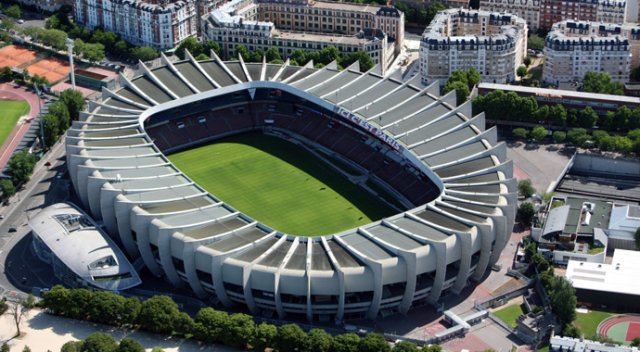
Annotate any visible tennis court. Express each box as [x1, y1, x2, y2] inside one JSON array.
[[25, 56, 70, 83], [0, 45, 38, 68]]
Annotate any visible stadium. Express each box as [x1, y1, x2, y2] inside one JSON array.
[[65, 52, 516, 321]]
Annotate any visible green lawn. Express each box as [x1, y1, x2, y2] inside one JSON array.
[[494, 304, 526, 328], [574, 309, 615, 338], [0, 100, 29, 147], [168, 133, 396, 236]]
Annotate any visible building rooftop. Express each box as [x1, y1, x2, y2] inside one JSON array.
[[28, 203, 142, 291], [566, 249, 640, 298], [478, 83, 640, 104]]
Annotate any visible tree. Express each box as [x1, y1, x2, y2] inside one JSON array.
[[0, 66, 13, 82], [86, 291, 127, 325], [203, 41, 222, 58], [136, 295, 181, 334], [1, 18, 15, 31], [567, 128, 589, 146], [550, 104, 567, 127], [193, 307, 229, 343], [41, 285, 71, 315], [563, 324, 582, 338], [233, 45, 251, 61], [222, 313, 254, 348], [578, 106, 598, 129], [59, 89, 86, 122], [358, 333, 390, 352], [581, 71, 624, 95], [5, 5, 21, 19], [527, 35, 544, 51], [9, 300, 29, 337], [549, 276, 577, 326], [40, 29, 68, 50], [79, 332, 118, 352], [523, 56, 532, 67], [49, 101, 71, 131], [21, 347, 31, 352], [253, 322, 278, 352], [421, 345, 443, 352], [195, 53, 209, 60], [1, 343, 9, 352], [122, 297, 141, 325], [512, 127, 529, 139], [131, 46, 159, 62], [552, 131, 566, 143], [266, 47, 282, 63], [635, 228, 640, 250], [42, 113, 60, 148], [7, 150, 36, 185], [443, 80, 470, 105], [518, 179, 536, 199], [392, 341, 419, 352], [531, 126, 548, 142], [0, 179, 15, 198], [319, 46, 341, 65], [517, 65, 528, 79], [116, 338, 144, 352], [175, 37, 203, 60], [80, 42, 105, 62], [631, 337, 640, 347], [518, 202, 535, 226], [308, 328, 333, 352], [276, 324, 309, 352], [332, 333, 360, 352], [340, 51, 374, 72]]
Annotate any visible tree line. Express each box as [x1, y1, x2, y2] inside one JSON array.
[[36, 9, 159, 62], [442, 68, 480, 105], [0, 89, 84, 200], [394, 2, 447, 26], [40, 286, 443, 352], [523, 239, 578, 336]]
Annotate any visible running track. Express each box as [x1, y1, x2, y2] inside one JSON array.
[[0, 83, 41, 170], [598, 315, 640, 340]]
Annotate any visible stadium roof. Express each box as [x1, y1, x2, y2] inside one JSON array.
[[66, 53, 516, 312], [29, 203, 142, 291]]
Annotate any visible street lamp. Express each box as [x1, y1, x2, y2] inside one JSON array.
[[65, 37, 76, 90]]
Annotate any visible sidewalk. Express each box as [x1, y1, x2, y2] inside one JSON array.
[[1, 309, 242, 352]]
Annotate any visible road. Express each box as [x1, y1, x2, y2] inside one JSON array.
[[0, 138, 68, 297]]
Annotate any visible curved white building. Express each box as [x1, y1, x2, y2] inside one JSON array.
[[66, 53, 516, 321], [29, 202, 142, 291]]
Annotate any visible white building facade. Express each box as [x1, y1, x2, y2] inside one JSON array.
[[543, 20, 640, 85], [419, 9, 528, 85], [201, 0, 399, 70], [74, 0, 219, 50]]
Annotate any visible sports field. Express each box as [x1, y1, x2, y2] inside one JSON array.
[[168, 133, 396, 236], [0, 100, 29, 146]]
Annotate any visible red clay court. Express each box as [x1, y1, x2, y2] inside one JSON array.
[[598, 314, 640, 343], [25, 56, 70, 83], [0, 45, 38, 68]]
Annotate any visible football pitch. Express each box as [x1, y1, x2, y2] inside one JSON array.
[[0, 100, 29, 147], [168, 133, 397, 236]]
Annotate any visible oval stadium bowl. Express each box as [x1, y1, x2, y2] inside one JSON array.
[[66, 53, 516, 320]]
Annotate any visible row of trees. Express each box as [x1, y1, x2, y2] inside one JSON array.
[[523, 240, 578, 333], [442, 68, 480, 105], [174, 37, 222, 61], [60, 333, 165, 352], [41, 286, 442, 352], [43, 10, 159, 62], [42, 89, 85, 148], [232, 45, 375, 73], [394, 2, 447, 26]]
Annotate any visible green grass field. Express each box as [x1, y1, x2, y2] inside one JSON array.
[[494, 304, 526, 328], [168, 133, 396, 236], [0, 100, 29, 147], [574, 309, 615, 338]]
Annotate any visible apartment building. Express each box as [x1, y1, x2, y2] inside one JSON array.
[[480, 0, 627, 31], [256, 0, 404, 52], [74, 0, 220, 50], [419, 9, 528, 84], [543, 20, 640, 85], [479, 0, 541, 31], [202, 0, 393, 69]]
